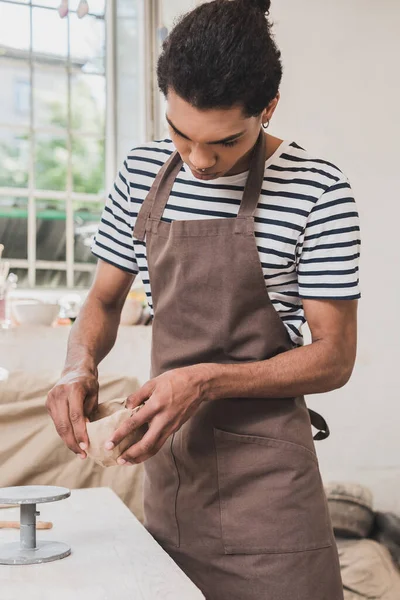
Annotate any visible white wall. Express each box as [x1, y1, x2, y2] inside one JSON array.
[[270, 0, 400, 511]]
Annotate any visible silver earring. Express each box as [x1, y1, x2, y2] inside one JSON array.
[[262, 120, 270, 130]]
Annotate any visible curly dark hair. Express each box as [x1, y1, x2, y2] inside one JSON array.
[[157, 0, 282, 117]]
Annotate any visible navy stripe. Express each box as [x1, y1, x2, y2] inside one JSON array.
[[304, 225, 360, 243], [91, 249, 138, 274], [269, 164, 340, 183], [104, 205, 133, 229], [260, 189, 317, 203], [301, 239, 360, 253], [261, 261, 293, 270], [307, 211, 359, 229], [312, 197, 355, 213], [264, 176, 330, 192], [113, 182, 128, 203], [94, 240, 133, 263], [265, 279, 298, 289], [299, 293, 361, 300], [255, 230, 297, 246], [130, 182, 151, 193], [119, 171, 128, 187], [130, 146, 173, 156], [97, 230, 133, 252], [264, 270, 296, 280], [258, 202, 309, 218], [257, 246, 294, 261], [255, 216, 304, 233], [169, 189, 240, 207], [286, 323, 301, 337], [326, 181, 350, 193], [298, 267, 359, 277], [100, 217, 132, 239], [300, 253, 360, 265], [281, 314, 306, 323], [281, 153, 343, 173], [175, 177, 244, 192], [129, 168, 159, 179], [272, 299, 302, 309], [300, 281, 359, 289], [108, 194, 135, 219], [130, 156, 165, 167], [165, 202, 235, 219]]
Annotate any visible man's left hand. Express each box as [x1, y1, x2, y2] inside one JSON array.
[[105, 364, 209, 465]]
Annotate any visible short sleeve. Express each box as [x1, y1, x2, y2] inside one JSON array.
[[296, 178, 361, 300], [91, 159, 139, 274]]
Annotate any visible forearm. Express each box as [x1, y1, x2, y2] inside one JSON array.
[[203, 339, 354, 401], [63, 294, 121, 375]]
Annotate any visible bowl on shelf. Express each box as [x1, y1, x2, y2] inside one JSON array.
[[12, 300, 60, 326]]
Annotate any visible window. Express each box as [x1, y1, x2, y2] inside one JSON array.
[[0, 0, 107, 288]]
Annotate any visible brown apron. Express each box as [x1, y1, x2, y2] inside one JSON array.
[[133, 132, 344, 600]]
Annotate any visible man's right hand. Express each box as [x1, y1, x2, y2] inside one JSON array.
[[46, 369, 99, 459]]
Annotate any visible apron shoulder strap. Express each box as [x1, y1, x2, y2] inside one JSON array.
[[133, 150, 182, 241]]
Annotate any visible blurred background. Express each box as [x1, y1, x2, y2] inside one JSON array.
[[0, 0, 197, 289], [0, 0, 399, 513]]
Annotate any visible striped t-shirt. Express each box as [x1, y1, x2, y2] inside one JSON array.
[[92, 138, 361, 346]]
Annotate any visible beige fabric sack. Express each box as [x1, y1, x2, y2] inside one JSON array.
[[338, 538, 400, 600], [0, 371, 145, 521], [86, 398, 148, 467]]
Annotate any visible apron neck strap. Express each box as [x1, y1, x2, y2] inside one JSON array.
[[133, 130, 267, 241], [237, 130, 266, 218], [133, 150, 182, 241]]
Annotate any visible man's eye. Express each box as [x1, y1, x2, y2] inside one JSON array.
[[222, 140, 238, 148]]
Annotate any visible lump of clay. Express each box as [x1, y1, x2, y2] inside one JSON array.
[[86, 397, 148, 467]]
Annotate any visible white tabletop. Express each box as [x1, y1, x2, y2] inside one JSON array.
[[0, 487, 205, 600]]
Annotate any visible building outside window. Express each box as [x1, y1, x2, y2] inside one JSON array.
[[0, 0, 198, 291]]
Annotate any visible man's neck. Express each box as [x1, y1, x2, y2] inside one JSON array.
[[226, 132, 284, 176]]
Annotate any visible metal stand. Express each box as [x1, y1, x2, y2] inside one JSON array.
[[0, 485, 71, 565]]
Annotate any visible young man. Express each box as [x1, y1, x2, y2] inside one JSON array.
[[47, 1, 360, 598]]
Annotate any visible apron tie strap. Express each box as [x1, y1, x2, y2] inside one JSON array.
[[308, 409, 330, 441]]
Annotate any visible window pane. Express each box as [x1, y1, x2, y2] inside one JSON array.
[[74, 200, 101, 264], [0, 129, 29, 188], [35, 1, 62, 8], [0, 196, 28, 259], [70, 0, 105, 16], [0, 3, 30, 51], [34, 63, 68, 128], [71, 73, 105, 134], [0, 59, 31, 127], [35, 133, 67, 191], [72, 136, 104, 194], [116, 0, 146, 163], [69, 13, 105, 74], [36, 199, 66, 261], [32, 7, 68, 60], [36, 269, 67, 287]]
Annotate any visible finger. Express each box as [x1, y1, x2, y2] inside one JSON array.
[[125, 380, 155, 409], [50, 396, 83, 457], [84, 390, 98, 420], [68, 386, 91, 455], [105, 402, 156, 450], [119, 419, 167, 465]]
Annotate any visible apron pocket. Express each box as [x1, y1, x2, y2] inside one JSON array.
[[214, 427, 332, 555]]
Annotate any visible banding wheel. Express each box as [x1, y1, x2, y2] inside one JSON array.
[[0, 485, 71, 565]]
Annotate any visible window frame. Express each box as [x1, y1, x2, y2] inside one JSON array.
[[0, 0, 114, 288]]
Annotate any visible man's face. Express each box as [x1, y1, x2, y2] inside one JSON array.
[[166, 90, 268, 180]]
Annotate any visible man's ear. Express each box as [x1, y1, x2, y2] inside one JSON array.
[[262, 92, 280, 122]]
